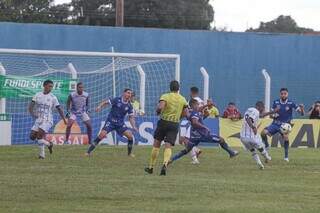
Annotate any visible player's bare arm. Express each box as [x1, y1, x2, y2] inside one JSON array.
[[28, 101, 37, 119], [57, 106, 67, 125], [298, 104, 305, 115], [260, 108, 280, 118], [128, 115, 138, 132], [156, 100, 166, 115], [191, 117, 209, 131], [95, 100, 109, 112], [245, 115, 257, 135]]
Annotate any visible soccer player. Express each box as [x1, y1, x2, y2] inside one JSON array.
[[65, 82, 92, 144], [180, 86, 204, 164], [145, 80, 188, 176], [28, 80, 67, 159], [240, 101, 276, 169], [261, 88, 304, 162], [169, 99, 239, 166], [86, 88, 138, 157]]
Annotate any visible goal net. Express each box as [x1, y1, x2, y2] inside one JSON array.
[[0, 49, 179, 145]]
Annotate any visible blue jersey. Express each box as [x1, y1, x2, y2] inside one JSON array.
[[272, 99, 299, 124], [189, 110, 210, 139], [106, 97, 133, 125]]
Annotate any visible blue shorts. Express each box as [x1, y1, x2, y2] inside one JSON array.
[[265, 123, 282, 135], [189, 134, 220, 146], [102, 121, 129, 135]]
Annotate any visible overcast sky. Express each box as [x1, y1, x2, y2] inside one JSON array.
[[55, 0, 320, 32]]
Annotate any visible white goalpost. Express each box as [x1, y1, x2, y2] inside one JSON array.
[[200, 67, 210, 102], [0, 48, 180, 145], [262, 69, 271, 111]]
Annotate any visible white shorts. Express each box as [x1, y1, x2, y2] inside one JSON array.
[[31, 119, 53, 133], [240, 136, 264, 151], [70, 112, 90, 122]]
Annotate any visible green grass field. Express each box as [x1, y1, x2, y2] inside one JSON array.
[[0, 146, 320, 213]]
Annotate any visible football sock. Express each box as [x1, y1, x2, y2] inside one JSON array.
[[252, 152, 262, 165], [127, 139, 133, 155], [66, 125, 71, 142], [163, 148, 172, 166], [171, 149, 189, 162], [190, 146, 198, 158], [220, 141, 234, 156], [87, 137, 101, 154], [261, 134, 269, 149], [38, 143, 45, 158], [284, 140, 289, 158], [149, 147, 160, 169], [87, 125, 92, 144]]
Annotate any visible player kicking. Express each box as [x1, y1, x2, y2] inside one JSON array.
[[261, 88, 304, 162], [65, 82, 92, 144], [169, 99, 239, 166], [86, 88, 138, 157], [28, 80, 67, 159], [240, 101, 276, 169], [145, 80, 188, 176]]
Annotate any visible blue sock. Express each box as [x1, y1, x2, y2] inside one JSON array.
[[127, 139, 133, 155], [261, 134, 269, 149], [171, 149, 189, 162], [284, 140, 289, 158], [87, 137, 101, 154], [220, 141, 234, 156]]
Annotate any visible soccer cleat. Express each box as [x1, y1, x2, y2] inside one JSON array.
[[84, 152, 91, 157], [160, 165, 167, 176], [48, 142, 53, 154], [128, 153, 135, 158], [258, 163, 265, 170], [284, 157, 289, 162], [144, 167, 153, 174], [230, 150, 240, 158], [191, 158, 200, 165], [38, 156, 45, 159]]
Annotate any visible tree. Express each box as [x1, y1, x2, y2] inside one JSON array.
[[246, 15, 314, 34], [0, 0, 214, 30]]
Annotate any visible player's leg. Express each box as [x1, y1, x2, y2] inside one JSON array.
[[240, 137, 263, 169], [83, 121, 92, 145], [122, 129, 135, 157], [160, 122, 179, 176], [170, 139, 196, 164], [190, 146, 201, 164], [282, 133, 290, 162], [261, 124, 278, 150], [251, 149, 264, 170], [65, 115, 75, 144], [254, 137, 271, 163], [36, 128, 52, 158], [145, 120, 164, 174], [213, 135, 239, 158], [86, 122, 110, 155]]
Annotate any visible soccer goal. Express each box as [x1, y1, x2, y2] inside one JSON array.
[[0, 48, 180, 145]]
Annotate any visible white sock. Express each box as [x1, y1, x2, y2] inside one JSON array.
[[38, 143, 45, 158], [38, 138, 50, 146], [252, 153, 262, 165], [261, 149, 271, 160], [190, 146, 199, 158]]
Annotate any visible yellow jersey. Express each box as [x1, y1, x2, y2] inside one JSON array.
[[159, 92, 188, 123]]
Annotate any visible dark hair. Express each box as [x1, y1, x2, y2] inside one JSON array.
[[190, 86, 199, 94], [43, 79, 53, 86], [280, 88, 288, 92], [123, 88, 132, 93], [170, 80, 180, 92], [77, 82, 83, 87], [255, 101, 265, 108], [228, 102, 235, 106], [189, 98, 198, 107]]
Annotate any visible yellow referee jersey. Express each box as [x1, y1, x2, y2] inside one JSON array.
[[159, 92, 188, 123]]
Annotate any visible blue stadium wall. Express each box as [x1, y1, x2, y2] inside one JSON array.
[[0, 22, 319, 113]]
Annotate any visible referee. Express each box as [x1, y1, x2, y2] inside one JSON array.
[[145, 80, 188, 176]]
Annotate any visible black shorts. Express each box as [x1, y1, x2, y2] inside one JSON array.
[[154, 119, 179, 146]]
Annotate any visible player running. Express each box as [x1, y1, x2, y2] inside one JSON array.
[[261, 88, 304, 162], [65, 82, 92, 144], [169, 99, 239, 166], [28, 80, 67, 159], [145, 80, 188, 176], [240, 101, 276, 169], [86, 88, 138, 157]]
